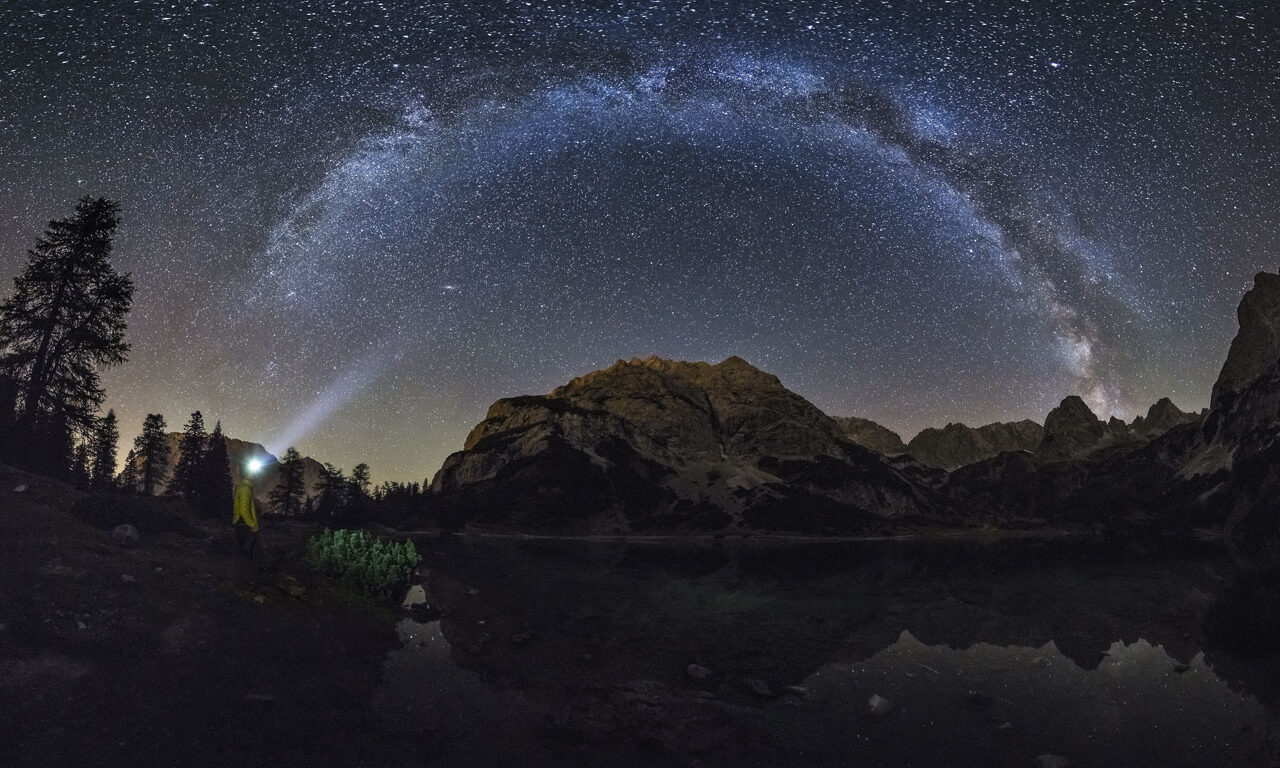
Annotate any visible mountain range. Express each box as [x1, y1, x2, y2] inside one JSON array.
[[427, 271, 1280, 560]]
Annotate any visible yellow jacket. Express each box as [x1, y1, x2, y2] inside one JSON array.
[[233, 478, 259, 532]]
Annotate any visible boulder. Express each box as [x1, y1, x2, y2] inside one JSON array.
[[111, 524, 139, 547]]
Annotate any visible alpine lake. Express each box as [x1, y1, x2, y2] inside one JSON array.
[[372, 533, 1280, 767]]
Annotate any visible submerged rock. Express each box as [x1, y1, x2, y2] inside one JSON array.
[[867, 693, 893, 716], [686, 663, 712, 681], [743, 677, 774, 698]]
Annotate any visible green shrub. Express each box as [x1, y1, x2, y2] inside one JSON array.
[[306, 528, 421, 600]]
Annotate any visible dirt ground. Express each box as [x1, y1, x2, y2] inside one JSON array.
[[0, 465, 425, 768]]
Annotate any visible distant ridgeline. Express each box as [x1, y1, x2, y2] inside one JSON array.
[[428, 272, 1280, 564]]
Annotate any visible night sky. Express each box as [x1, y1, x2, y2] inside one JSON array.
[[1, 1, 1277, 481]]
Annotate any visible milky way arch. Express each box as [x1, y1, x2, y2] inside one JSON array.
[[241, 49, 1138, 449]]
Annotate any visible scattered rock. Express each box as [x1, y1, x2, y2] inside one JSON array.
[[743, 678, 773, 698], [38, 558, 73, 576], [867, 694, 893, 717], [75, 620, 88, 630], [286, 585, 306, 599], [998, 721, 1014, 731], [510, 631, 532, 645], [253, 595, 265, 604], [782, 685, 809, 697], [120, 574, 136, 584], [111, 524, 139, 547], [401, 584, 427, 608], [1035, 755, 1071, 768], [966, 690, 995, 711], [686, 663, 713, 681], [13, 483, 28, 493], [466, 587, 480, 596]]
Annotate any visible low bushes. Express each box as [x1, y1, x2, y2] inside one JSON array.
[[306, 528, 420, 600], [70, 492, 195, 535]]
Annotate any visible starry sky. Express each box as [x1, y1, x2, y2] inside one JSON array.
[[1, 1, 1277, 481]]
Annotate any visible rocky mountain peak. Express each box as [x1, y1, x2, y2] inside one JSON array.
[[1212, 271, 1280, 409], [433, 356, 932, 534], [904, 419, 1043, 470], [831, 416, 907, 455], [1131, 397, 1198, 438], [1037, 396, 1107, 462]]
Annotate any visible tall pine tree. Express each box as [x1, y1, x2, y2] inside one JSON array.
[[269, 446, 306, 516], [71, 441, 91, 489], [315, 463, 348, 520], [89, 409, 119, 490], [0, 374, 16, 464], [171, 410, 207, 499], [0, 197, 133, 473], [133, 413, 169, 495], [119, 448, 140, 493], [199, 421, 233, 518]]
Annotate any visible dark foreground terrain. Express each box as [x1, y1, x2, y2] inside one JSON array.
[[3, 463, 1279, 767], [0, 466, 413, 768]]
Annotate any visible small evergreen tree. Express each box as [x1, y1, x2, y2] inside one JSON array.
[[89, 409, 119, 490], [0, 198, 133, 465], [70, 441, 91, 489], [350, 463, 371, 496], [119, 447, 140, 493], [199, 421, 233, 518], [171, 410, 207, 499], [133, 413, 169, 495], [315, 463, 349, 520], [269, 446, 306, 516]]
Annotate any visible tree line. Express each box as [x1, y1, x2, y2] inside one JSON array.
[[0, 197, 431, 525]]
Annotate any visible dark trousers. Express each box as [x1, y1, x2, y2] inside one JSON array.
[[234, 523, 260, 585]]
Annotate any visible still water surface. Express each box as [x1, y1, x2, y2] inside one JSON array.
[[374, 536, 1279, 767]]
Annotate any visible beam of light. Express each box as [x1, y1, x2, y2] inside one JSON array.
[[263, 344, 402, 457]]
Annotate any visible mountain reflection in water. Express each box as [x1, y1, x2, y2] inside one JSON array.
[[374, 537, 1280, 767]]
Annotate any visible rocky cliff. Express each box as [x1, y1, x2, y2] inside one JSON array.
[[905, 420, 1043, 470], [430, 356, 935, 534], [831, 416, 907, 455]]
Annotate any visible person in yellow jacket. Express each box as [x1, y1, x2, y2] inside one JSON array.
[[233, 459, 263, 586]]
